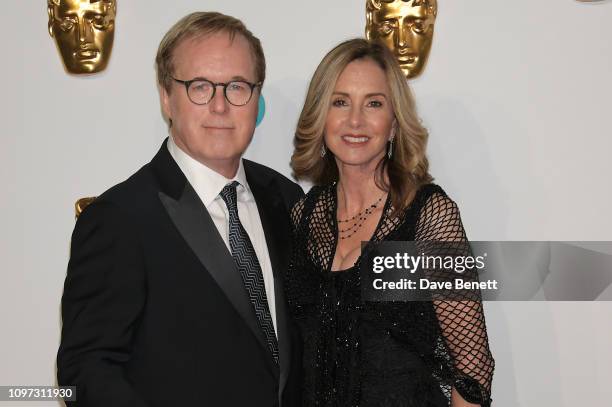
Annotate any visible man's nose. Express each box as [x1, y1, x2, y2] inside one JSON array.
[[209, 86, 229, 114]]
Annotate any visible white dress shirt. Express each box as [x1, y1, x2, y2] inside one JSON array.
[[167, 137, 277, 335]]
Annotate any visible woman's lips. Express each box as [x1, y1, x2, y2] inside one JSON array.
[[342, 135, 369, 144]]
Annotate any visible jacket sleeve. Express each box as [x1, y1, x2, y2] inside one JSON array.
[[57, 200, 150, 407]]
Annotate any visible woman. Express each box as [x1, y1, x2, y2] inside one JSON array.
[[286, 39, 494, 407]]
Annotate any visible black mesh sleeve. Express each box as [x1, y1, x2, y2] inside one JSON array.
[[415, 192, 495, 406]]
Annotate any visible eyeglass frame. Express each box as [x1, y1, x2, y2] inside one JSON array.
[[171, 76, 262, 107]]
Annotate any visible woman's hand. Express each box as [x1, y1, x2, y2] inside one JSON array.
[[451, 388, 480, 407]]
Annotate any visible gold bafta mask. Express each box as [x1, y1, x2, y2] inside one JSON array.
[[366, 0, 437, 79], [75, 197, 96, 218], [48, 0, 117, 74]]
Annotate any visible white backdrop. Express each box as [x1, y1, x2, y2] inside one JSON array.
[[1, 1, 611, 406]]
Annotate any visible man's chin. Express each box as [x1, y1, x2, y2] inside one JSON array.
[[195, 149, 243, 163]]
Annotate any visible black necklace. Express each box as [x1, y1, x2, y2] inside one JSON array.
[[337, 194, 385, 240]]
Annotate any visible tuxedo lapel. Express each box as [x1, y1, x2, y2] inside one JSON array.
[[151, 143, 273, 369], [245, 162, 293, 399]]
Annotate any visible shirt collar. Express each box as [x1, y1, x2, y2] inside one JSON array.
[[167, 136, 252, 208]]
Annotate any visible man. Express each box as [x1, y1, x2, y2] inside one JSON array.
[[57, 12, 303, 407]]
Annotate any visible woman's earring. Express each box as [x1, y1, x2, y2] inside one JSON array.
[[387, 137, 394, 159], [320, 144, 327, 158]]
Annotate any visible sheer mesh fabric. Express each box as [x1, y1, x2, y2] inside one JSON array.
[[285, 184, 494, 407], [415, 191, 495, 403]]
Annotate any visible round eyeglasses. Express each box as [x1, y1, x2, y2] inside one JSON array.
[[171, 77, 262, 106]]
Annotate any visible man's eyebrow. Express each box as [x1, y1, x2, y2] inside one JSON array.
[[183, 75, 255, 83], [230, 75, 252, 82]]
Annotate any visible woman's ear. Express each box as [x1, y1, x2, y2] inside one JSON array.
[[390, 119, 398, 141]]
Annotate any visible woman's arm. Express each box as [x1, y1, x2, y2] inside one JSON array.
[[452, 387, 482, 407], [415, 191, 495, 407]]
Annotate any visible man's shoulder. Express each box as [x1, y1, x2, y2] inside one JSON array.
[[91, 162, 157, 211], [243, 159, 304, 208], [71, 162, 161, 238], [243, 159, 300, 191]]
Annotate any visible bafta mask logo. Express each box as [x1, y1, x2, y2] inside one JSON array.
[[366, 0, 437, 79], [48, 0, 117, 74]]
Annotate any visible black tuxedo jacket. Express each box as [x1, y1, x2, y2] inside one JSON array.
[[57, 141, 304, 407]]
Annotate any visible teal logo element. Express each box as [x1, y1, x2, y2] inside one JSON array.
[[256, 94, 266, 127]]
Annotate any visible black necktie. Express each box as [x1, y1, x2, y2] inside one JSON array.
[[219, 181, 279, 364]]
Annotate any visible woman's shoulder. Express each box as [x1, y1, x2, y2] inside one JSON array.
[[306, 183, 334, 197], [304, 183, 335, 207], [401, 183, 462, 225], [408, 183, 451, 211], [290, 184, 334, 227], [406, 183, 466, 240], [416, 183, 447, 199]]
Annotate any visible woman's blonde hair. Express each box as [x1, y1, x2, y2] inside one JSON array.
[[291, 38, 432, 212]]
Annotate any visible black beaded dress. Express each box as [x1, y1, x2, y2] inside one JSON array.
[[285, 184, 495, 407]]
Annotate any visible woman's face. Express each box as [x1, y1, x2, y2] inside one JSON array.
[[324, 58, 395, 173]]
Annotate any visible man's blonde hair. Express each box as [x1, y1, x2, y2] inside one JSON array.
[[155, 12, 265, 93]]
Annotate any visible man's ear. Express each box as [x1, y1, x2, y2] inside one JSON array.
[[159, 84, 174, 128], [159, 84, 171, 119]]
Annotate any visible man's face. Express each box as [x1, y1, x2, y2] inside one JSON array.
[[48, 0, 116, 74], [160, 33, 259, 175], [366, 0, 436, 79]]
